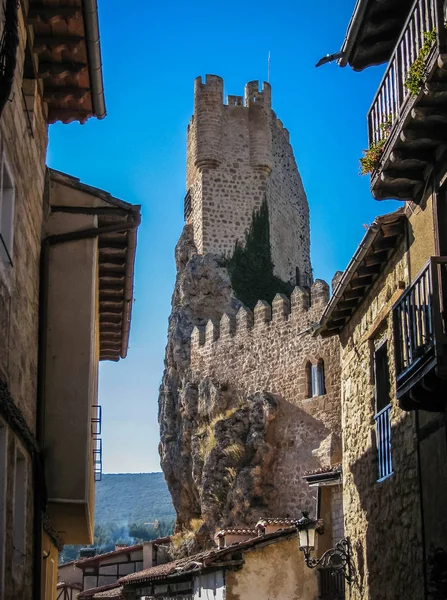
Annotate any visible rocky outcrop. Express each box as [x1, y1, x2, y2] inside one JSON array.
[[158, 225, 278, 532]]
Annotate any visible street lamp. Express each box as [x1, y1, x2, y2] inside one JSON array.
[[296, 512, 352, 584]]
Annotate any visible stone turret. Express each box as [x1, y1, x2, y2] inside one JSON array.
[[186, 75, 311, 286]]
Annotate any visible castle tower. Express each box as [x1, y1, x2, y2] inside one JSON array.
[[186, 74, 311, 286]]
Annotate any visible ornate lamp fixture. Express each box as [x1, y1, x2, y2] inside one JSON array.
[[296, 512, 352, 584]]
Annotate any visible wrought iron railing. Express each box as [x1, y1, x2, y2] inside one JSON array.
[[91, 404, 102, 436], [375, 405, 393, 481], [319, 566, 345, 599], [368, 0, 441, 147], [93, 437, 102, 482], [393, 257, 447, 382]]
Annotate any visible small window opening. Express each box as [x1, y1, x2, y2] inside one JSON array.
[[0, 156, 15, 265], [374, 342, 393, 481], [305, 362, 313, 398], [311, 360, 325, 397]]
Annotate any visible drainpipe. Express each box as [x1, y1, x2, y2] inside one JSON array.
[[34, 210, 139, 599], [82, 0, 106, 119]]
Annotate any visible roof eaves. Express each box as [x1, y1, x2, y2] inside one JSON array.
[[338, 0, 370, 67], [318, 209, 405, 336]]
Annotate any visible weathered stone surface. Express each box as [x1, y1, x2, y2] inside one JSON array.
[[339, 244, 424, 600], [186, 76, 311, 285], [159, 225, 341, 532]]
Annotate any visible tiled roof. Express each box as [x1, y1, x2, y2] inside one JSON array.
[[256, 518, 297, 527], [57, 582, 82, 590], [93, 586, 124, 599], [214, 528, 257, 537], [28, 0, 105, 123], [76, 543, 143, 569], [304, 464, 342, 477], [120, 527, 297, 586], [78, 583, 122, 599], [320, 210, 406, 336]]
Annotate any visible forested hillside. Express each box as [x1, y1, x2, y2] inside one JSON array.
[[60, 473, 176, 563], [96, 473, 175, 523]]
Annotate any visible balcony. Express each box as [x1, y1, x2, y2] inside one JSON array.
[[393, 257, 447, 410], [319, 567, 345, 599], [367, 0, 447, 201]]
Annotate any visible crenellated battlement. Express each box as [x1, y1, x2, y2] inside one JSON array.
[[191, 280, 330, 356]]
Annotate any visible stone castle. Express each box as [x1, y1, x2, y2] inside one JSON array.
[[186, 74, 310, 285], [159, 75, 341, 538]]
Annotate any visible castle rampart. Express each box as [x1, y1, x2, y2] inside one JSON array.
[[190, 281, 341, 517], [186, 75, 311, 285]]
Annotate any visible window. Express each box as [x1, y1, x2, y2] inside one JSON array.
[[0, 155, 15, 265], [305, 359, 326, 398], [374, 342, 393, 481], [13, 448, 27, 565]]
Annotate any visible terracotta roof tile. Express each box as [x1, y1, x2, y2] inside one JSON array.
[[303, 463, 342, 477], [78, 583, 122, 599], [76, 544, 143, 569], [256, 518, 298, 527], [214, 528, 257, 537]]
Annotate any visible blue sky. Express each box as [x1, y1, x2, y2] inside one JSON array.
[[47, 0, 399, 473]]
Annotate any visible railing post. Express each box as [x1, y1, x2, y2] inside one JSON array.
[[431, 258, 447, 355], [435, 0, 447, 53]]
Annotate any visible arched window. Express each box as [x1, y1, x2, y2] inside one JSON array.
[[305, 360, 326, 398], [305, 362, 313, 399], [316, 359, 326, 396]]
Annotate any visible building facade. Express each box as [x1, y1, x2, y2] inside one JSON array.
[[316, 1, 447, 596], [0, 2, 140, 599]]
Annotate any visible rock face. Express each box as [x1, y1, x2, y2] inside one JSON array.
[[159, 225, 280, 531]]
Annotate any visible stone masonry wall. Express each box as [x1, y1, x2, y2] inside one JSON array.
[[190, 281, 341, 518], [0, 6, 49, 600], [339, 246, 424, 600], [186, 75, 311, 285]]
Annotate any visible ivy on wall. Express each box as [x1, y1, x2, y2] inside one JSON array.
[[225, 199, 292, 309]]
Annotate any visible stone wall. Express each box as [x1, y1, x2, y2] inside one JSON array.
[[339, 244, 424, 600], [186, 75, 311, 285], [190, 281, 341, 518], [0, 6, 49, 600]]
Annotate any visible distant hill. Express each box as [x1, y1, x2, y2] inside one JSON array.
[[95, 472, 176, 525]]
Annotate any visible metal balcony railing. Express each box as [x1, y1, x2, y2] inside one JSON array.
[[375, 405, 393, 481], [368, 0, 442, 147], [91, 404, 102, 436], [93, 437, 102, 482], [393, 257, 447, 385], [319, 567, 345, 599]]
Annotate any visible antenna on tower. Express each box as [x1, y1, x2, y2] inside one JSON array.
[[268, 51, 271, 83]]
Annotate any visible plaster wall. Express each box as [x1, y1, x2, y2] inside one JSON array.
[[44, 214, 98, 544], [186, 75, 310, 284], [406, 194, 436, 278], [225, 536, 318, 600], [339, 243, 424, 600], [191, 282, 341, 517]]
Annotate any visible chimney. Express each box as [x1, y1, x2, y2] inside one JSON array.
[[214, 528, 257, 548]]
